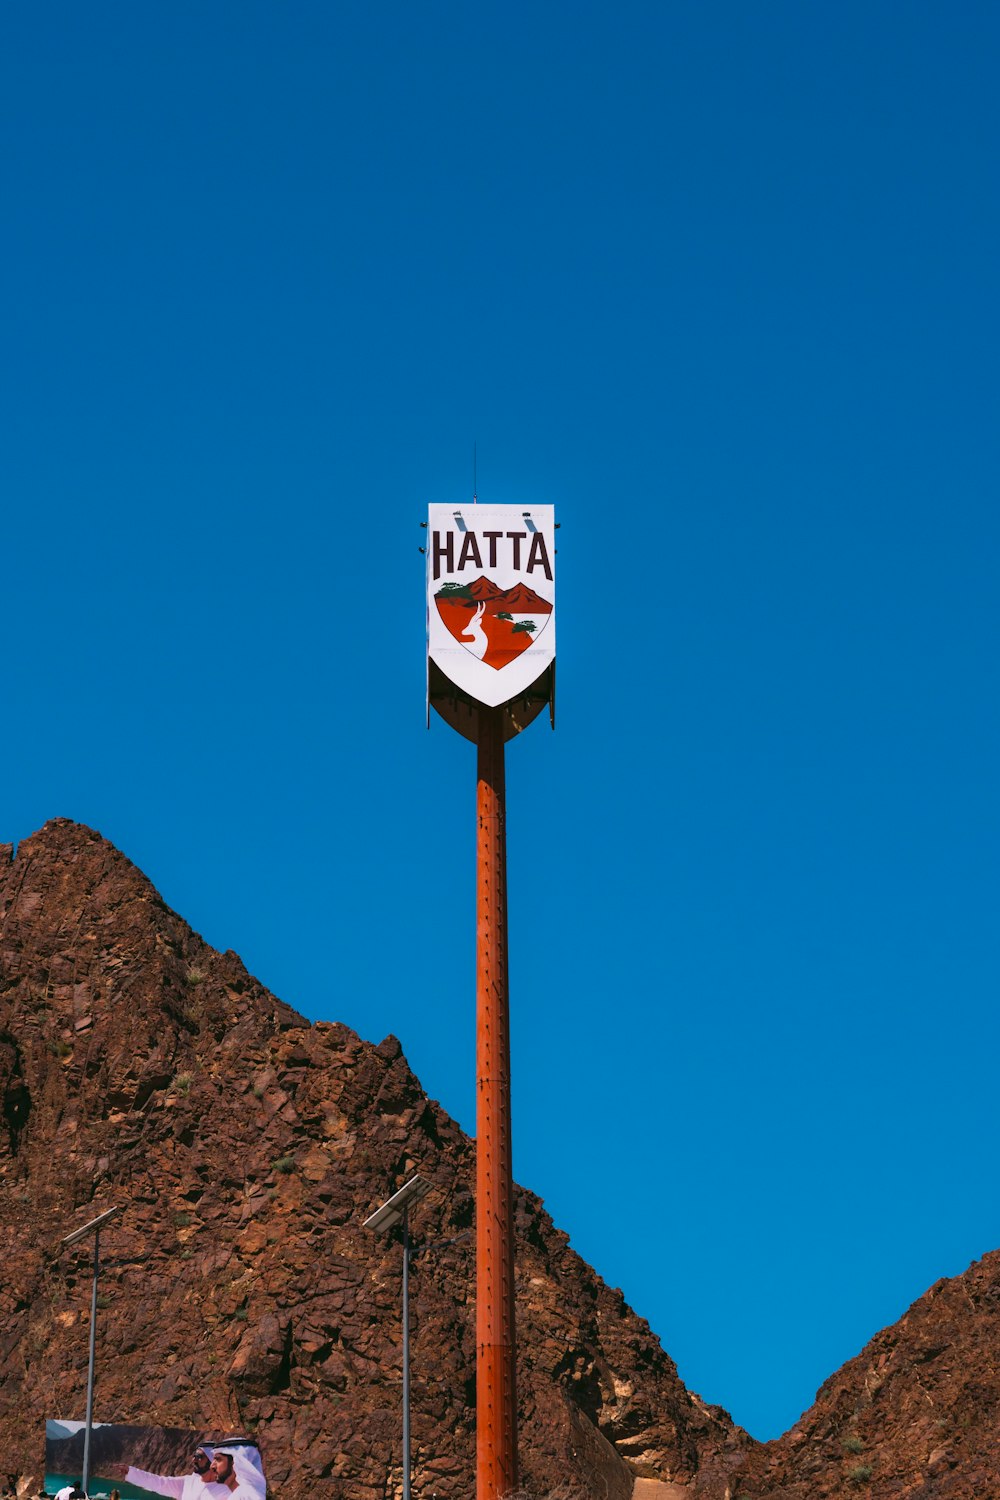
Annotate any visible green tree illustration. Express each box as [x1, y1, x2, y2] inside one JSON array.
[[511, 620, 537, 634], [437, 583, 473, 599]]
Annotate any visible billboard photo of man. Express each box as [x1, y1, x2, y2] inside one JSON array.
[[123, 1447, 228, 1500], [205, 1454, 264, 1500], [44, 1426, 266, 1500]]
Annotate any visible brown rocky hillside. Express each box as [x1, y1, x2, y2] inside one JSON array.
[[0, 820, 749, 1500], [731, 1249, 1000, 1499]]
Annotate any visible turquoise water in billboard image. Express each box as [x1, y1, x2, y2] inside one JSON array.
[[45, 1476, 165, 1500]]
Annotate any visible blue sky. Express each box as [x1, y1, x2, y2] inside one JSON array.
[[4, 1, 998, 1442]]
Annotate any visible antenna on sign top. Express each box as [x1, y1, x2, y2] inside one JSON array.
[[473, 441, 477, 503]]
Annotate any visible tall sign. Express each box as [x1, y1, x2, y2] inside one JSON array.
[[428, 503, 556, 708], [427, 501, 556, 1500]]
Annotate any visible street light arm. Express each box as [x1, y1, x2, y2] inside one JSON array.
[[61, 1205, 122, 1248], [410, 1230, 472, 1258]]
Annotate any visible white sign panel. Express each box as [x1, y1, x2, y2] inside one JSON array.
[[427, 503, 556, 709]]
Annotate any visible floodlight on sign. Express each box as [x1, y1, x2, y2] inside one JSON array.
[[363, 1176, 431, 1234]]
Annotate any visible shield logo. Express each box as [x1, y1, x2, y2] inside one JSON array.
[[427, 502, 556, 711], [434, 576, 553, 670]]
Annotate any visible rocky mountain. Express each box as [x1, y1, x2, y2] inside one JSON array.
[[4, 822, 995, 1500], [731, 1248, 1000, 1499], [0, 821, 748, 1500]]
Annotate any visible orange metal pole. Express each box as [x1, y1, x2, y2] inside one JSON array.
[[476, 704, 518, 1500]]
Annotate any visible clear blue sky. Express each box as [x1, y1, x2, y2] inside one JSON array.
[[4, 1, 998, 1442]]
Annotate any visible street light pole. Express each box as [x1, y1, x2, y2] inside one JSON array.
[[364, 1177, 431, 1500], [82, 1229, 100, 1495], [61, 1206, 121, 1497], [401, 1208, 411, 1500]]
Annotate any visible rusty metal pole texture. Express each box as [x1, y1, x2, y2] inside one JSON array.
[[476, 704, 518, 1500]]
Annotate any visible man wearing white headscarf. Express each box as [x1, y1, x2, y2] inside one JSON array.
[[207, 1452, 264, 1500], [124, 1446, 228, 1500]]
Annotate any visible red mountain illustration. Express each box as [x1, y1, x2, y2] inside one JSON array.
[[466, 576, 505, 602], [499, 582, 552, 612], [433, 577, 553, 614]]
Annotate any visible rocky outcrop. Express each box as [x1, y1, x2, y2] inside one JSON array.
[[730, 1250, 1000, 1499], [0, 821, 748, 1500]]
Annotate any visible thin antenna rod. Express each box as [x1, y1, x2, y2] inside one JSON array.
[[473, 441, 477, 503]]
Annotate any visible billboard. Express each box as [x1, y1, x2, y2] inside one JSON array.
[[427, 503, 556, 711], [45, 1423, 265, 1500]]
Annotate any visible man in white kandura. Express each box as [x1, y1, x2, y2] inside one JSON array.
[[124, 1446, 229, 1500]]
